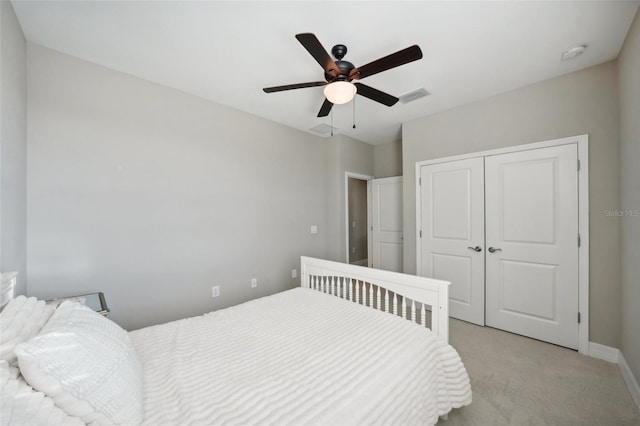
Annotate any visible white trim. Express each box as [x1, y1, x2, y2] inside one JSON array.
[[576, 138, 590, 355], [415, 134, 588, 167], [588, 342, 640, 414], [344, 172, 374, 264], [367, 180, 372, 267], [415, 134, 590, 354], [619, 352, 640, 413], [415, 165, 422, 276], [588, 342, 619, 363]]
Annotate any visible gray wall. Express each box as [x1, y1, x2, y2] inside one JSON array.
[[374, 139, 402, 178], [26, 44, 336, 330], [618, 9, 640, 394], [325, 134, 374, 263], [0, 0, 27, 295], [403, 61, 620, 348]]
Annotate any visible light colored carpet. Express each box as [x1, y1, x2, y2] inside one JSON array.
[[442, 319, 640, 425]]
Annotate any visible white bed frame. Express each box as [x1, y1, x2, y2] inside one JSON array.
[[300, 256, 451, 342]]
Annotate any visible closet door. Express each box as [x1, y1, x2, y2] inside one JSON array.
[[485, 144, 579, 349], [418, 158, 485, 325]]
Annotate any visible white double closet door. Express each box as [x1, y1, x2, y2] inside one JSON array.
[[418, 144, 579, 349]]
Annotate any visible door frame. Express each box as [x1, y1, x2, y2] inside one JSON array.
[[415, 134, 589, 355], [345, 172, 374, 265]]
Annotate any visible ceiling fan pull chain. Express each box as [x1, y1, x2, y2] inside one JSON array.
[[331, 108, 334, 136], [353, 96, 356, 129]]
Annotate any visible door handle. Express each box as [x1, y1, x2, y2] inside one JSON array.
[[467, 246, 482, 252], [488, 247, 502, 253]]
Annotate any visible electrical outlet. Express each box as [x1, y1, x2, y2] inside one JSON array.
[[251, 278, 257, 288], [291, 269, 297, 279], [212, 286, 220, 298]]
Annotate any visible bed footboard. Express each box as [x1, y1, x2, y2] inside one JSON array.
[[300, 257, 451, 342]]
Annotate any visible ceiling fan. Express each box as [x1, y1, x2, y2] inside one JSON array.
[[263, 33, 423, 117]]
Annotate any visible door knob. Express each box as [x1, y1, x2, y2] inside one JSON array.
[[467, 246, 482, 252], [488, 247, 502, 253]]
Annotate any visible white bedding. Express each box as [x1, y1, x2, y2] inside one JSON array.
[[0, 361, 84, 426], [130, 287, 471, 426]]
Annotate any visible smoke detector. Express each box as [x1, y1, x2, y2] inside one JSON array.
[[561, 45, 587, 61]]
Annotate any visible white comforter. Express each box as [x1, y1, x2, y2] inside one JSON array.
[[0, 362, 84, 426], [130, 288, 471, 426]]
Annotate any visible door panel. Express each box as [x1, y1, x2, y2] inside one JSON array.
[[485, 144, 579, 349], [371, 177, 403, 273], [432, 170, 472, 240], [500, 260, 556, 320], [419, 158, 485, 325], [501, 160, 556, 243], [432, 254, 472, 305], [379, 242, 403, 272]]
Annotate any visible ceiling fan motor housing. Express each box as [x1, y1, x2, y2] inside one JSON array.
[[326, 60, 355, 82], [324, 44, 355, 82], [331, 44, 347, 59]]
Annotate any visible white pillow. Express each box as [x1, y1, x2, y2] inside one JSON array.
[[15, 301, 143, 425], [0, 296, 55, 365]]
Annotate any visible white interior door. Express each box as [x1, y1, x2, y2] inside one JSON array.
[[418, 158, 485, 325], [485, 144, 579, 349], [370, 177, 403, 272]]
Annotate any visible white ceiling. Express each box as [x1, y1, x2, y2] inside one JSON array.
[[11, 1, 639, 145]]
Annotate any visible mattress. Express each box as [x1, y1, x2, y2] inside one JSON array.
[[129, 287, 471, 425]]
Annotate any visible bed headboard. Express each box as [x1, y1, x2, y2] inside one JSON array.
[[300, 257, 451, 342]]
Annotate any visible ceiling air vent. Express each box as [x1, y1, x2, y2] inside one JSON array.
[[398, 88, 430, 104], [309, 123, 337, 135]]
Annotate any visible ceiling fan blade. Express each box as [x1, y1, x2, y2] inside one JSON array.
[[295, 33, 340, 76], [317, 98, 333, 117], [263, 81, 326, 93], [350, 45, 423, 80], [354, 83, 399, 106]]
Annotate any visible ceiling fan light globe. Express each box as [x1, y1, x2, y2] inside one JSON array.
[[324, 81, 357, 104]]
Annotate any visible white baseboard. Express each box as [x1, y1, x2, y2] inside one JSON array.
[[589, 341, 620, 363], [619, 352, 640, 414], [588, 342, 640, 414]]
